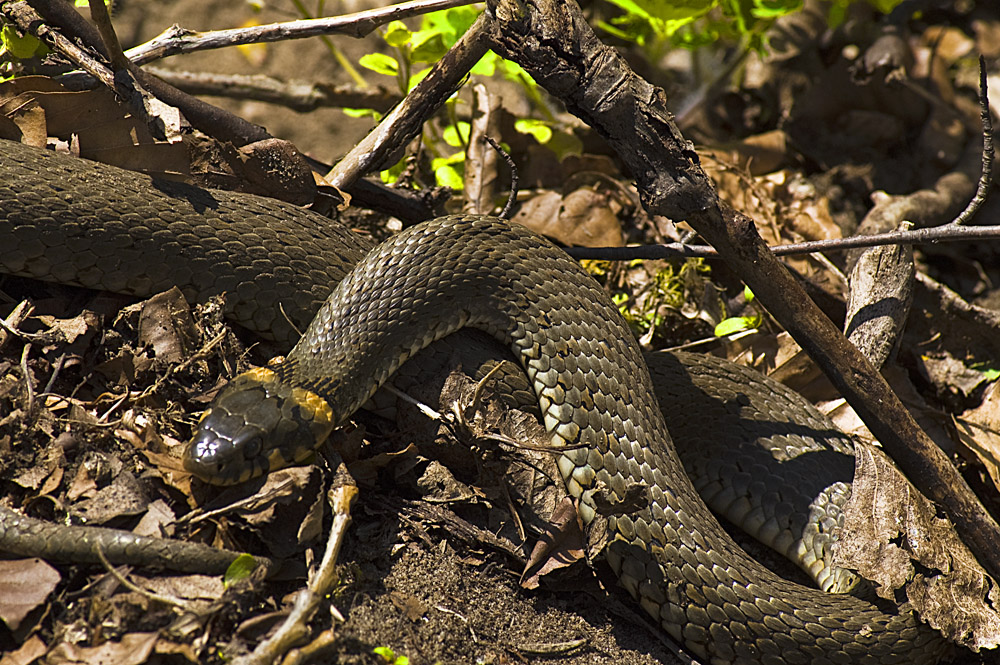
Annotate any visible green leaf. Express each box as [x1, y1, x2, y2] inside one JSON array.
[[380, 158, 407, 184], [470, 52, 499, 76], [373, 646, 395, 662], [432, 153, 465, 189], [443, 121, 471, 148], [410, 29, 448, 62], [342, 107, 380, 119], [714, 316, 759, 337], [514, 119, 553, 144], [223, 554, 258, 587], [433, 165, 464, 190], [604, 0, 713, 25], [359, 52, 398, 76], [863, 0, 907, 14], [419, 5, 481, 46], [383, 20, 412, 47], [544, 129, 584, 160], [750, 0, 802, 18], [1, 25, 43, 59], [743, 285, 754, 303], [406, 67, 432, 92]]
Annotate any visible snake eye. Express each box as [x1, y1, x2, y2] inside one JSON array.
[[242, 435, 264, 460]]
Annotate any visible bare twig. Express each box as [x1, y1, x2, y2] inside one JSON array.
[[954, 56, 995, 226], [566, 222, 1000, 261], [0, 301, 31, 352], [124, 0, 477, 67], [19, 344, 34, 416], [94, 545, 195, 612], [141, 68, 400, 114], [234, 465, 357, 665], [87, 0, 126, 70], [484, 136, 517, 218], [4, 1, 115, 89]]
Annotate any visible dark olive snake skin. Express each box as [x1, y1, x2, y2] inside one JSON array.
[[0, 141, 948, 663]]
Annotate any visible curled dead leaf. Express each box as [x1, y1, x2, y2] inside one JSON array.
[[835, 441, 1000, 650]]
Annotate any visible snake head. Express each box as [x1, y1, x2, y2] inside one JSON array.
[[184, 366, 335, 485]]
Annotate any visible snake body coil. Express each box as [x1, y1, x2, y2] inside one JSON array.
[[0, 141, 948, 663], [188, 216, 945, 664]]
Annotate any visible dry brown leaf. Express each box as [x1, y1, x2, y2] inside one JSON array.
[[133, 499, 178, 538], [416, 460, 482, 503], [389, 591, 429, 622], [0, 99, 46, 147], [216, 466, 326, 557], [138, 573, 225, 602], [835, 442, 1000, 650], [0, 559, 61, 631], [72, 470, 149, 525], [914, 351, 995, 400], [702, 129, 792, 176], [520, 497, 585, 590], [0, 633, 47, 665], [0, 77, 188, 176], [955, 380, 1000, 495], [138, 288, 198, 363], [974, 18, 1000, 59], [512, 188, 624, 247], [46, 631, 158, 665]]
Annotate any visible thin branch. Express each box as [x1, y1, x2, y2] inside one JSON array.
[[87, 0, 126, 70], [954, 55, 995, 226], [124, 0, 478, 67], [4, 1, 115, 89], [138, 68, 401, 114], [484, 135, 517, 218], [565, 223, 1000, 261], [233, 465, 357, 665]]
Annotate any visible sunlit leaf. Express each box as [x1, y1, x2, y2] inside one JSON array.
[[383, 20, 412, 47], [407, 67, 432, 92], [432, 153, 465, 189], [359, 53, 399, 76], [514, 119, 553, 144], [342, 107, 380, 120], [714, 316, 759, 337], [223, 554, 258, 587], [1, 25, 43, 59], [443, 121, 471, 147]]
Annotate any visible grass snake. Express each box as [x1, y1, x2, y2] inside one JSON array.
[[0, 140, 948, 663]]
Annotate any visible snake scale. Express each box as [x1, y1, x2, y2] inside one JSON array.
[[0, 140, 948, 663]]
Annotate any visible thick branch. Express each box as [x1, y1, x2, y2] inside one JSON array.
[[483, 0, 1000, 581]]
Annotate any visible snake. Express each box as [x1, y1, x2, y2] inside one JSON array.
[[0, 140, 948, 663]]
